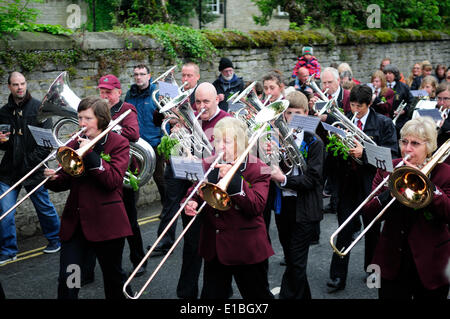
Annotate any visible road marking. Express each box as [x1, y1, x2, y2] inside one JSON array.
[[0, 212, 161, 266]]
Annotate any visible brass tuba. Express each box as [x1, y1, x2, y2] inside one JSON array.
[[40, 72, 156, 188]]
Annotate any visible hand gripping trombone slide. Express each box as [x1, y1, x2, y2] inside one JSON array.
[[0, 127, 86, 222], [122, 151, 224, 299], [330, 137, 450, 257]]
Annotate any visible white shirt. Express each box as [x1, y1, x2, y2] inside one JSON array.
[[354, 109, 370, 131]]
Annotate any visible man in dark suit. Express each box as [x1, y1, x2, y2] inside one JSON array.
[[326, 85, 399, 292], [383, 64, 413, 134], [309, 67, 351, 215]]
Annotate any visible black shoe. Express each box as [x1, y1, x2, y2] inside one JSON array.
[[326, 278, 345, 293]]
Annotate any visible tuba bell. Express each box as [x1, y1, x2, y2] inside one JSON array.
[[40, 71, 156, 188]]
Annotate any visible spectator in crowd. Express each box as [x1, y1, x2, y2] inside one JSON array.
[[379, 58, 406, 83], [291, 67, 314, 100], [291, 46, 321, 81], [0, 71, 61, 266], [337, 63, 361, 85], [212, 57, 244, 112]]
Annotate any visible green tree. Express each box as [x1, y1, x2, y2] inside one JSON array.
[[252, 0, 449, 30]]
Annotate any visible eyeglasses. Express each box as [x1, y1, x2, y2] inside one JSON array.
[[399, 139, 426, 148], [133, 73, 148, 77], [437, 97, 450, 101]]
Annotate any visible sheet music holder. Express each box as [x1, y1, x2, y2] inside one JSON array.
[[364, 143, 394, 172], [170, 156, 205, 181], [289, 114, 321, 133], [28, 125, 59, 148], [158, 81, 179, 99], [314, 101, 327, 112]]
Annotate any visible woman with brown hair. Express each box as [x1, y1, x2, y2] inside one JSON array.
[[370, 70, 395, 118]]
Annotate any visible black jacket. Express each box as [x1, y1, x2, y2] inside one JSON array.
[[0, 92, 52, 187], [212, 74, 244, 111], [391, 81, 413, 131], [284, 131, 325, 223]]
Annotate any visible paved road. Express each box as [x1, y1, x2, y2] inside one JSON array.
[[0, 197, 382, 300]]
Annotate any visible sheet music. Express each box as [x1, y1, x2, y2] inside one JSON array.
[[170, 156, 205, 181], [364, 143, 394, 172], [158, 81, 179, 99], [414, 100, 437, 110], [289, 115, 320, 132], [410, 90, 429, 97], [28, 125, 59, 148], [413, 108, 442, 122], [321, 122, 346, 138]]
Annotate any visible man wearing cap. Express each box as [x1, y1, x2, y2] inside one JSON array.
[[291, 46, 321, 81], [81, 74, 148, 284], [212, 57, 244, 111]]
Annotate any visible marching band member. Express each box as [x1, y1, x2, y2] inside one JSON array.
[[44, 96, 132, 299], [184, 117, 274, 299], [383, 64, 413, 133], [327, 85, 399, 293], [436, 82, 450, 163], [362, 117, 450, 299], [270, 91, 325, 299], [262, 71, 285, 104], [370, 70, 395, 118]]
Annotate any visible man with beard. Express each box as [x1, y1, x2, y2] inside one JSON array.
[[213, 57, 244, 112]]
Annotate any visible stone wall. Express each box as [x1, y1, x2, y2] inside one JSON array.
[[0, 30, 449, 238]]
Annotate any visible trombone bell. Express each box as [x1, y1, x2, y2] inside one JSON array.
[[389, 166, 434, 209], [201, 182, 232, 211], [56, 146, 85, 176]]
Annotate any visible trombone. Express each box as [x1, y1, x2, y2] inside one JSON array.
[[0, 110, 132, 222], [330, 137, 450, 257], [0, 127, 86, 222], [123, 100, 289, 298], [123, 151, 225, 299]]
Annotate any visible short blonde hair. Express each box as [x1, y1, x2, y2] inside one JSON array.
[[213, 117, 249, 156], [400, 117, 437, 157], [286, 91, 308, 112]]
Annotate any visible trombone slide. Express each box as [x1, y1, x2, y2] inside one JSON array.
[[123, 152, 224, 299]]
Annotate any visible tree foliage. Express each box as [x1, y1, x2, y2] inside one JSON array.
[[252, 0, 449, 30]]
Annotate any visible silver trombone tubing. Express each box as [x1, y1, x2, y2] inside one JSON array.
[[123, 151, 225, 299], [0, 127, 86, 203], [329, 154, 410, 257], [0, 127, 87, 221]]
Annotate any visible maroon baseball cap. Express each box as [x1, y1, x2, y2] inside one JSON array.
[[98, 74, 121, 90]]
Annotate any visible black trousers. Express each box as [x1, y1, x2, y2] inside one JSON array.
[[152, 146, 166, 205], [81, 187, 146, 279], [201, 257, 274, 299], [176, 211, 203, 299], [58, 227, 129, 299], [276, 196, 315, 299], [156, 165, 192, 249], [0, 281, 5, 299]]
